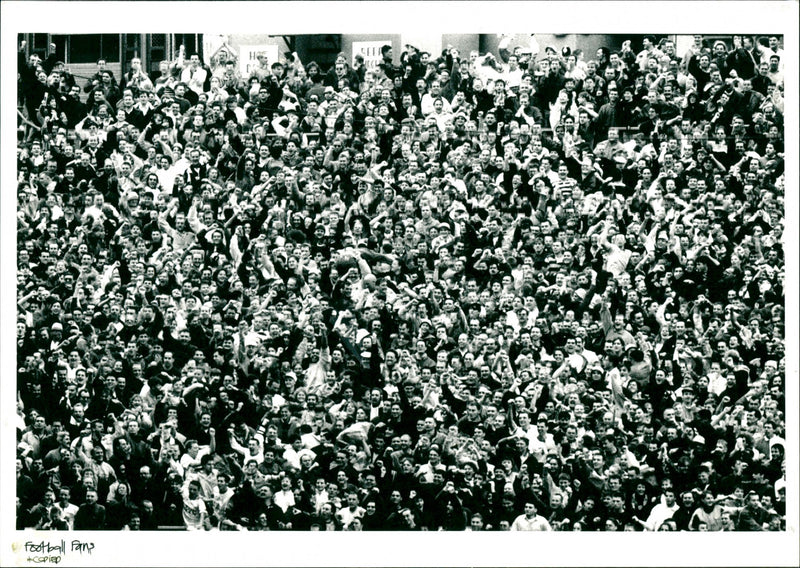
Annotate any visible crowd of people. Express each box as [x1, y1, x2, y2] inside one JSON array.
[[16, 33, 786, 532]]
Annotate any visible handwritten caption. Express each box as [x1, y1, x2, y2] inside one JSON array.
[[13, 540, 94, 564]]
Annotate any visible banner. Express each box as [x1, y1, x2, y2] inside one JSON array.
[[239, 44, 279, 77], [352, 40, 390, 69]]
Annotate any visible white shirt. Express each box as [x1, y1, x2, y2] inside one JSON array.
[[182, 495, 207, 530], [514, 424, 540, 449], [56, 502, 80, 530], [282, 446, 302, 471], [511, 514, 552, 531], [181, 65, 209, 95], [311, 489, 329, 514], [645, 502, 679, 531], [212, 487, 234, 525], [707, 372, 727, 396], [421, 92, 452, 117], [180, 447, 209, 472], [604, 244, 632, 277], [503, 67, 524, 89], [528, 432, 557, 462], [337, 505, 365, 528], [274, 489, 296, 513]]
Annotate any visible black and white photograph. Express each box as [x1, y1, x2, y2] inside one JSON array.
[[2, 2, 798, 567]]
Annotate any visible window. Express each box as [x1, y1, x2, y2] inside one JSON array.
[[68, 34, 120, 64], [27, 33, 50, 59], [148, 34, 168, 73], [174, 34, 201, 59], [51, 36, 68, 62], [122, 34, 141, 65]]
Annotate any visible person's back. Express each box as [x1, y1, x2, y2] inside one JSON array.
[[105, 497, 132, 530]]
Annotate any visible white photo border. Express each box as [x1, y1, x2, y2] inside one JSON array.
[[2, 2, 798, 566]]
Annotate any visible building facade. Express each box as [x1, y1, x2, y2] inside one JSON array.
[[21, 33, 681, 86]]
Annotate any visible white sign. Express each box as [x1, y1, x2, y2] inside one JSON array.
[[352, 41, 391, 70], [239, 44, 280, 78]]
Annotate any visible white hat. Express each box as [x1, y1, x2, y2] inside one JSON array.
[[298, 448, 316, 462]]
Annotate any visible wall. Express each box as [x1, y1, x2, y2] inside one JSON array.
[[300, 34, 478, 72], [69, 63, 123, 88], [400, 33, 442, 59], [478, 34, 628, 60], [227, 34, 289, 51], [221, 34, 642, 75], [442, 34, 480, 60], [345, 34, 478, 65], [218, 34, 414, 74]]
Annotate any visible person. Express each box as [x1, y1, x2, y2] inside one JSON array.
[[336, 488, 365, 529], [14, 32, 786, 533], [73, 489, 106, 530], [120, 57, 154, 93], [182, 480, 209, 530], [640, 490, 679, 531], [689, 491, 729, 531], [55, 487, 80, 529], [736, 490, 768, 531], [764, 54, 783, 89], [510, 502, 552, 531], [178, 50, 211, 96]]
